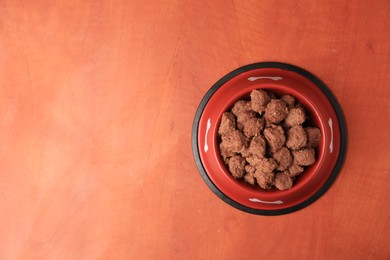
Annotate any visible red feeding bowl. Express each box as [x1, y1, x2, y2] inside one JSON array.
[[192, 62, 347, 215]]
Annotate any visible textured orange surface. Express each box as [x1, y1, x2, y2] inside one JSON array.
[[1, 0, 389, 259]]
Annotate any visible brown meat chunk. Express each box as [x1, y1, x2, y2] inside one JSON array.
[[231, 100, 256, 129], [228, 155, 246, 178], [244, 173, 256, 185], [245, 164, 256, 174], [305, 127, 322, 147], [231, 100, 252, 115], [285, 107, 306, 127], [250, 89, 270, 114], [249, 158, 277, 173], [293, 148, 316, 166], [221, 129, 247, 153], [288, 163, 304, 177], [244, 166, 256, 185], [243, 117, 264, 138], [246, 135, 266, 159], [265, 120, 278, 128], [237, 113, 256, 130], [263, 125, 286, 152], [275, 171, 293, 190], [272, 147, 293, 171], [245, 155, 257, 165], [219, 142, 235, 163], [264, 99, 288, 124], [244, 164, 256, 185], [218, 112, 236, 135], [286, 125, 307, 150], [254, 170, 275, 189], [281, 94, 295, 108]]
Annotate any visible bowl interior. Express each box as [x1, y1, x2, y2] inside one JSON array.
[[214, 87, 325, 193]]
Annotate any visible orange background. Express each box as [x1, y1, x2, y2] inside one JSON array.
[[1, 0, 389, 259]]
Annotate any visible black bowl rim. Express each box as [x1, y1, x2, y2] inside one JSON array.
[[192, 62, 347, 216]]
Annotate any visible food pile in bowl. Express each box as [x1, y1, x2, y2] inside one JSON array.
[[218, 89, 321, 191], [192, 62, 347, 215]]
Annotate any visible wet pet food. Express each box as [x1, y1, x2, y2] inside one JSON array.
[[218, 90, 321, 190]]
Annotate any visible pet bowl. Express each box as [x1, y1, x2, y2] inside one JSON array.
[[192, 62, 347, 215]]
